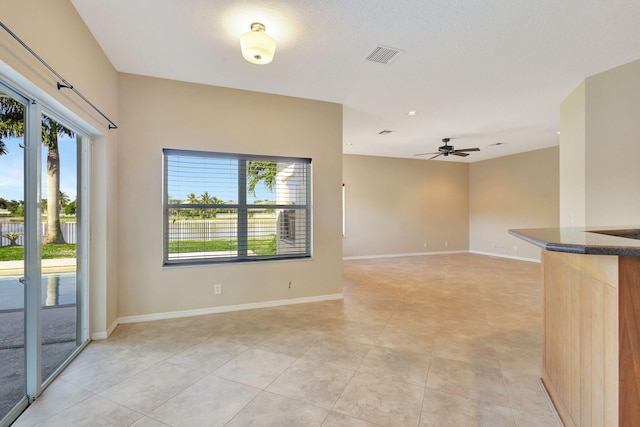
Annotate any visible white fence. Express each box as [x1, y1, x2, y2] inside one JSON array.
[[0, 222, 77, 247], [0, 218, 277, 247], [168, 218, 276, 241]]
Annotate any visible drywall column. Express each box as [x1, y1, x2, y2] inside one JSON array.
[[585, 59, 640, 226], [560, 59, 640, 228], [559, 82, 586, 227]]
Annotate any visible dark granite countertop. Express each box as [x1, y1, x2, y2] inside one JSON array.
[[509, 226, 640, 256]]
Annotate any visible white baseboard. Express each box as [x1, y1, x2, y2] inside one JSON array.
[[90, 251, 536, 340], [90, 293, 343, 338], [343, 250, 540, 263], [343, 250, 467, 260], [91, 319, 120, 340], [469, 250, 540, 263]]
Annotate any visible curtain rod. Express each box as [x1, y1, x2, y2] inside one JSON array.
[[0, 20, 118, 130]]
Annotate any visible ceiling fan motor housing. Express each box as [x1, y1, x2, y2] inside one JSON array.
[[439, 144, 454, 155]]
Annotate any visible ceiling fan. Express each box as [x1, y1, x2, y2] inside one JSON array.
[[414, 138, 480, 160]]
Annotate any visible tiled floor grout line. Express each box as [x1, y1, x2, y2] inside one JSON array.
[[12, 254, 561, 427]]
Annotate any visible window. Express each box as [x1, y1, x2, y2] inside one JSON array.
[[281, 210, 296, 241], [163, 149, 311, 265]]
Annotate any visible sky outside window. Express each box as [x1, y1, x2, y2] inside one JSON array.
[[0, 135, 77, 202]]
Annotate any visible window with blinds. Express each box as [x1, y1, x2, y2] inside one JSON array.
[[163, 149, 312, 265]]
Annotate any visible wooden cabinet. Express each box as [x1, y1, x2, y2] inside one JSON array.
[[541, 250, 640, 426]]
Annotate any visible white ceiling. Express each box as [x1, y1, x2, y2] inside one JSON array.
[[71, 0, 640, 162]]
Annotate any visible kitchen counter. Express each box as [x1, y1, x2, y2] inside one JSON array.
[[509, 226, 640, 256], [510, 226, 640, 427]]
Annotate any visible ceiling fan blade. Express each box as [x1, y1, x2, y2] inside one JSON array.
[[452, 152, 470, 157], [427, 153, 443, 160], [454, 148, 480, 152], [413, 152, 440, 156]]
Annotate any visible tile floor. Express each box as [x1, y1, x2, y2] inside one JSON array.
[[13, 253, 562, 426]]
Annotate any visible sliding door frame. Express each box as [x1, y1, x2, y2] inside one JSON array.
[[0, 72, 91, 426], [0, 80, 32, 427], [24, 96, 42, 401]]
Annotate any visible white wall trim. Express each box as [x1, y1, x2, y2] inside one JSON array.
[[343, 250, 541, 263], [91, 331, 107, 340], [469, 250, 540, 263], [91, 319, 119, 340], [90, 250, 538, 340], [90, 293, 343, 339], [343, 250, 467, 260]]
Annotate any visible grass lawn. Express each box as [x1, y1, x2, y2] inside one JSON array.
[[169, 237, 276, 256], [0, 244, 77, 262]]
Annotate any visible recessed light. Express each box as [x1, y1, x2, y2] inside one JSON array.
[[408, 111, 417, 116], [557, 131, 561, 135]]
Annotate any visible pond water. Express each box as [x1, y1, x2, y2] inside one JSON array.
[[0, 273, 76, 310]]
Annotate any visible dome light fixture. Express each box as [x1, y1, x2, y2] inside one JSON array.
[[240, 22, 276, 65]]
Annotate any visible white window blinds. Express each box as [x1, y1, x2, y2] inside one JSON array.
[[163, 149, 311, 265]]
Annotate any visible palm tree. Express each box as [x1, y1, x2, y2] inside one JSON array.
[[1, 97, 73, 244], [247, 161, 277, 197], [186, 193, 199, 204], [59, 191, 70, 209], [42, 116, 73, 243], [200, 192, 225, 218], [0, 97, 22, 156], [200, 191, 213, 218], [186, 193, 200, 218], [200, 191, 212, 204]]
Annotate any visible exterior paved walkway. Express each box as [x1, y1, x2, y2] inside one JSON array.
[[0, 258, 76, 276]]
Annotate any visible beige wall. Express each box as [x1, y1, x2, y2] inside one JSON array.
[[585, 59, 640, 226], [559, 82, 586, 227], [469, 147, 559, 261], [342, 155, 469, 258], [117, 74, 343, 318], [560, 59, 640, 227], [1, 0, 119, 335]]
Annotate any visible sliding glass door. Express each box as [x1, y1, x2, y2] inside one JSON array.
[[0, 80, 88, 427], [39, 111, 86, 384], [0, 85, 28, 425]]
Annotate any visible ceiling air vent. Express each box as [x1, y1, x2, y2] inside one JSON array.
[[365, 45, 404, 64]]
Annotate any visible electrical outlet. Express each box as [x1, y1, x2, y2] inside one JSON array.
[[214, 283, 222, 295], [513, 245, 518, 251], [444, 241, 448, 247], [492, 242, 496, 248], [423, 242, 428, 248]]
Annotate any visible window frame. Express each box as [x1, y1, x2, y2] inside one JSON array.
[[162, 148, 312, 266]]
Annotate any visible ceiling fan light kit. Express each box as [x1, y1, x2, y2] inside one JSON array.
[[240, 22, 276, 65], [414, 138, 480, 160]]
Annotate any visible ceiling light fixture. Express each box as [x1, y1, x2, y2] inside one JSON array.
[[240, 22, 276, 65], [408, 111, 417, 116]]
